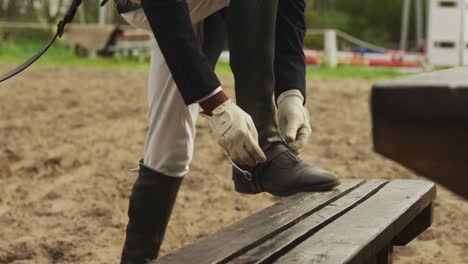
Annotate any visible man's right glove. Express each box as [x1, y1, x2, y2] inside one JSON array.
[[209, 100, 267, 166], [277, 89, 312, 155]]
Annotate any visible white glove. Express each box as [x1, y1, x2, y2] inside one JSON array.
[[277, 90, 312, 155], [209, 100, 267, 166]]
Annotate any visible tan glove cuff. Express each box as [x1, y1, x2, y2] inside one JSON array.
[[211, 99, 234, 116], [277, 89, 304, 106]]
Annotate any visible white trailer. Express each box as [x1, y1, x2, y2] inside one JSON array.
[[427, 0, 468, 66]]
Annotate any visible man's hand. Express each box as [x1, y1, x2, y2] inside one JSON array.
[[208, 100, 267, 166], [277, 89, 312, 155]]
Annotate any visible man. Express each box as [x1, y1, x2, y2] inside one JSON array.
[[114, 0, 340, 262]]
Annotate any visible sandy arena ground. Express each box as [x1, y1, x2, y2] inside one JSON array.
[[0, 65, 467, 264]]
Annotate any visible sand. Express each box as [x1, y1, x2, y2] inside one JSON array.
[[0, 65, 467, 264]]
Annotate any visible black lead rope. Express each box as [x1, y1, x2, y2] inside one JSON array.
[[0, 0, 88, 83]]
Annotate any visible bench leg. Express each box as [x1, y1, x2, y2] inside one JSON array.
[[394, 203, 434, 246], [375, 244, 393, 264], [371, 203, 433, 264]]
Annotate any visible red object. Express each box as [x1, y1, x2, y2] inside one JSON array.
[[305, 56, 317, 65], [369, 59, 420, 68]]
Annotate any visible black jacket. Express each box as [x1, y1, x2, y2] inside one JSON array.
[[114, 0, 140, 14], [143, 0, 221, 105], [116, 0, 306, 105]]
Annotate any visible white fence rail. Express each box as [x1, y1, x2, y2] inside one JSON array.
[[0, 21, 54, 29]]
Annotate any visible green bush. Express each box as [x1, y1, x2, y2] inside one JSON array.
[[306, 10, 351, 32], [2, 27, 53, 43], [304, 34, 324, 49], [305, 0, 407, 48]]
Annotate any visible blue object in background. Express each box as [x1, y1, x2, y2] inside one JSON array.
[[351, 48, 386, 55]]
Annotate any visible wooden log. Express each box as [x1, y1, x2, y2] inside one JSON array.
[[371, 67, 468, 198]]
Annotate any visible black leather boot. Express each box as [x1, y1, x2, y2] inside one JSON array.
[[228, 0, 339, 197], [121, 162, 182, 264], [228, 0, 280, 147], [232, 142, 340, 197]]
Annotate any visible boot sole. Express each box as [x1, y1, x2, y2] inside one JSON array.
[[234, 182, 261, 195], [270, 179, 342, 197], [236, 179, 341, 197]]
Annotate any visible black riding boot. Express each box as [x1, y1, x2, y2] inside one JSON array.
[[228, 0, 339, 196], [232, 142, 340, 197], [121, 162, 182, 264], [228, 0, 280, 146]]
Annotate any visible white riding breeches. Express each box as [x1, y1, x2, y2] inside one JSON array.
[[121, 0, 229, 177]]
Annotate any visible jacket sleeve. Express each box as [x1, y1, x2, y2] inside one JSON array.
[[142, 0, 221, 105], [274, 0, 306, 102], [114, 0, 140, 14]]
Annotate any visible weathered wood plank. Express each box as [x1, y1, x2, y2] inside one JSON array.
[[229, 180, 389, 264], [372, 67, 468, 123], [157, 180, 365, 264], [276, 180, 436, 264], [371, 67, 468, 198]]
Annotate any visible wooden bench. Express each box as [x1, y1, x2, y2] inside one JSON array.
[[63, 24, 122, 57], [371, 67, 468, 198], [157, 179, 435, 264]]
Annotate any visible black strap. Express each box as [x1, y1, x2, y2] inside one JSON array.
[[0, 33, 59, 82], [0, 0, 84, 83]]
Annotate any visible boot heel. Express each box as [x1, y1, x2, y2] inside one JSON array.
[[232, 169, 259, 194]]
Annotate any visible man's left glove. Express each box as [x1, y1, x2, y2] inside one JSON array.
[[277, 89, 312, 155], [209, 99, 267, 166]]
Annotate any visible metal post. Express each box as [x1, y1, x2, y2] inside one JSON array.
[[324, 29, 338, 68], [107, 2, 114, 24], [99, 1, 107, 26], [2, 0, 9, 11], [460, 0, 466, 66], [78, 4, 85, 24], [400, 0, 411, 51], [415, 0, 424, 49]]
